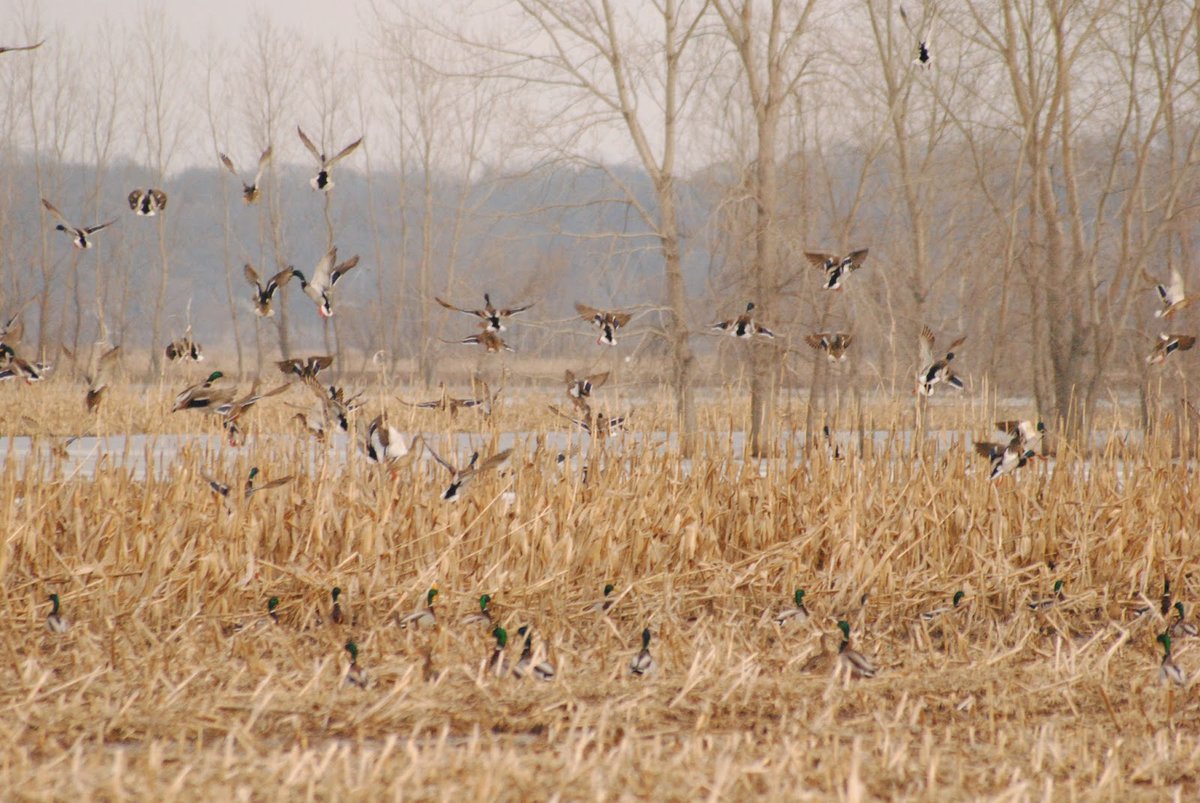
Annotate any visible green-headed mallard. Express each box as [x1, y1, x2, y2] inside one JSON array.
[[0, 345, 47, 383], [630, 628, 656, 676], [1158, 632, 1186, 686], [425, 444, 512, 502], [85, 344, 120, 413], [344, 641, 368, 688], [461, 594, 493, 627], [806, 248, 869, 291], [1146, 333, 1196, 365], [837, 620, 877, 678], [515, 625, 555, 681], [219, 146, 271, 204], [297, 127, 362, 192], [489, 626, 512, 676], [330, 587, 345, 625], [268, 596, 280, 625], [711, 302, 774, 338], [171, 371, 234, 413], [46, 593, 69, 633], [1152, 265, 1193, 319], [398, 585, 439, 629], [128, 189, 167, 217], [245, 264, 293, 317], [806, 332, 853, 362], [1028, 580, 1066, 611], [775, 589, 810, 626], [41, 198, 115, 249], [974, 438, 1035, 480], [436, 293, 533, 333], [575, 302, 632, 346], [995, 420, 1045, 454], [585, 583, 617, 614], [920, 590, 965, 621], [916, 326, 966, 396], [1170, 602, 1198, 639], [293, 248, 359, 319]]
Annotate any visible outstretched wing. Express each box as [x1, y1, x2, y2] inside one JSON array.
[[805, 334, 829, 351], [575, 302, 604, 323], [219, 152, 239, 178], [918, 326, 935, 365], [40, 198, 71, 227], [266, 267, 294, 294], [84, 220, 116, 235], [499, 301, 534, 317], [296, 126, 321, 162], [805, 252, 835, 269], [0, 41, 45, 54], [844, 248, 869, 269], [243, 263, 262, 290], [326, 136, 363, 166], [329, 254, 360, 286], [253, 146, 272, 184], [423, 441, 458, 475], [311, 247, 337, 290], [611, 311, 633, 328]]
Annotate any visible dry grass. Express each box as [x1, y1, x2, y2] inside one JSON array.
[[1, 378, 1198, 800]]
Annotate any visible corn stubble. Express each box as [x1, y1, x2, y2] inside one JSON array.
[[1, 382, 1197, 799]]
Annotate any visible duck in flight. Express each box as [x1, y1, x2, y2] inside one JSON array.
[[436, 293, 533, 332], [219, 146, 272, 204], [297, 126, 362, 192], [293, 247, 359, 318], [128, 189, 168, 216], [805, 249, 869, 291], [576, 302, 632, 346], [41, 199, 115, 249]]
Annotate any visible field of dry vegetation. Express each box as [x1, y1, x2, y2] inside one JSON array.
[[1, 377, 1198, 800]]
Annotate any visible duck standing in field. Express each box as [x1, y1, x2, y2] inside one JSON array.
[[514, 626, 556, 680], [585, 584, 617, 614], [343, 641, 368, 688], [85, 344, 120, 413], [1158, 632, 1186, 686], [805, 332, 853, 362], [711, 302, 774, 338], [41, 199, 115, 249], [397, 586, 439, 629], [244, 264, 294, 317], [920, 591, 965, 621], [297, 126, 362, 192], [293, 248, 360, 319], [127, 189, 168, 216], [489, 627, 513, 676], [1146, 333, 1195, 365], [836, 620, 877, 678], [1028, 580, 1066, 611], [775, 589, 810, 626], [915, 325, 966, 396], [461, 594, 494, 628], [630, 628, 656, 676], [1170, 602, 1198, 639], [46, 593, 69, 633], [219, 146, 272, 204], [436, 293, 533, 332], [576, 302, 632, 346], [329, 587, 345, 625], [805, 248, 869, 291]]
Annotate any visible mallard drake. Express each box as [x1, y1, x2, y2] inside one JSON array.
[[448, 330, 514, 353], [565, 369, 610, 401], [398, 585, 439, 629], [1146, 333, 1196, 365], [805, 248, 869, 291], [0, 346, 47, 383], [548, 404, 626, 437], [171, 371, 234, 412], [775, 589, 810, 626], [165, 336, 204, 362], [515, 626, 556, 680], [297, 127, 362, 191], [630, 628, 656, 676], [330, 587, 345, 625], [85, 344, 120, 413], [46, 593, 69, 633], [364, 415, 423, 466], [1028, 580, 1066, 611], [1152, 265, 1193, 319], [575, 302, 632, 346], [1158, 632, 1186, 686], [305, 380, 361, 434], [278, 355, 332, 380], [399, 382, 491, 418], [127, 189, 167, 216], [219, 146, 272, 204], [915, 325, 966, 396], [293, 248, 359, 318], [836, 620, 877, 678], [585, 584, 617, 614], [489, 626, 513, 676], [995, 420, 1045, 454], [203, 467, 292, 503], [805, 333, 853, 362], [436, 293, 533, 332], [1171, 602, 1198, 638], [344, 641, 368, 688], [41, 199, 115, 249], [974, 438, 1035, 480], [425, 443, 512, 502], [268, 596, 280, 625], [461, 594, 493, 627], [215, 382, 291, 445], [0, 40, 44, 54], [711, 302, 774, 338], [244, 264, 294, 317], [899, 6, 933, 68], [920, 590, 965, 621]]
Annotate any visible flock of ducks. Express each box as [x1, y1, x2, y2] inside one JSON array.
[[40, 577, 1194, 689]]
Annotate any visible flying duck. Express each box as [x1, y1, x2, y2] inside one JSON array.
[[915, 325, 966, 395], [297, 126, 362, 191], [0, 40, 44, 54], [244, 264, 294, 317], [448, 330, 514, 354], [41, 199, 115, 249], [1152, 265, 1193, 319], [805, 248, 869, 291], [805, 332, 853, 362], [711, 302, 774, 338], [164, 337, 204, 363], [435, 293, 533, 332], [219, 146, 272, 204], [171, 370, 234, 412], [85, 344, 120, 413], [424, 443, 512, 502], [974, 438, 1035, 480], [127, 189, 168, 216], [1146, 333, 1195, 365], [575, 302, 632, 346]]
